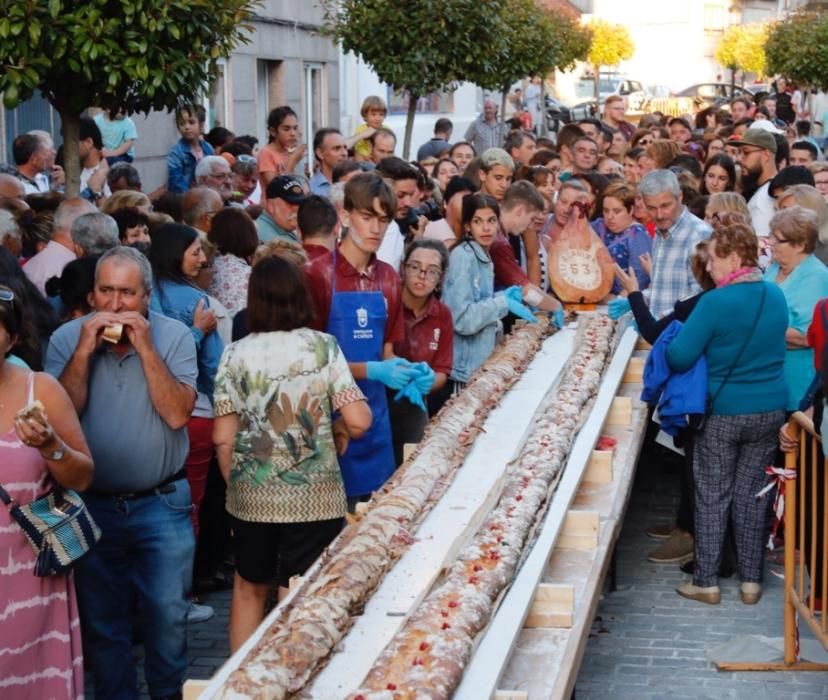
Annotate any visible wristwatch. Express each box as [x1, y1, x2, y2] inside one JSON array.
[[45, 445, 66, 461]]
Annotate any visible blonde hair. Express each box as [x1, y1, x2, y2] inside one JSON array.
[[808, 161, 828, 177], [101, 190, 151, 215], [645, 140, 683, 169], [360, 95, 387, 119], [706, 192, 750, 219], [779, 185, 828, 244], [252, 239, 308, 267]]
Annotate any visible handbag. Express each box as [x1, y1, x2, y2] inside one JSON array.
[[0, 482, 101, 577], [691, 285, 766, 432]]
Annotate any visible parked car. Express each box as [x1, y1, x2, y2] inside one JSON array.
[[674, 83, 760, 108]]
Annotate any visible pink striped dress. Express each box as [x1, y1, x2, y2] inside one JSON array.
[[0, 374, 84, 699]]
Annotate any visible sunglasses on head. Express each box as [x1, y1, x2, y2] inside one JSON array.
[[237, 154, 256, 164], [0, 288, 14, 303]]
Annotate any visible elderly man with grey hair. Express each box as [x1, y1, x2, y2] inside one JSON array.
[[24, 196, 97, 296], [71, 211, 119, 256], [464, 98, 509, 155], [107, 162, 142, 193], [0, 209, 22, 257], [46, 245, 198, 700], [195, 155, 233, 203], [611, 169, 712, 321]]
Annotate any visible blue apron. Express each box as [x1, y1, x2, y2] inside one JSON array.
[[326, 254, 396, 497]]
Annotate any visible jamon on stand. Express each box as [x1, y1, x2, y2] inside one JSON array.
[[547, 200, 615, 304], [348, 315, 617, 699], [212, 319, 552, 700]]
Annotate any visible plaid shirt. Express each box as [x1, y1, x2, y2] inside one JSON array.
[[464, 115, 508, 154], [647, 206, 712, 319]]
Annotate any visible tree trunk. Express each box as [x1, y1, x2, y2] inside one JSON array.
[[594, 64, 601, 107], [403, 92, 417, 160], [60, 109, 82, 198], [501, 88, 508, 129], [730, 67, 736, 96], [540, 79, 547, 137]]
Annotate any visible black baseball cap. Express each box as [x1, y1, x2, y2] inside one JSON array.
[[266, 175, 308, 203]]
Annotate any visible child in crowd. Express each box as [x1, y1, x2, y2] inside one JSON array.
[[351, 95, 389, 162], [167, 104, 214, 193], [94, 107, 138, 165], [257, 106, 305, 192]]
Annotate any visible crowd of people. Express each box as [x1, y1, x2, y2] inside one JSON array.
[[1, 78, 828, 699]]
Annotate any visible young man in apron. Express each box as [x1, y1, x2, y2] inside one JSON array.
[[306, 173, 429, 503]]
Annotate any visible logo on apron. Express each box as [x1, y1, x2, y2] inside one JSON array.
[[429, 327, 440, 351], [354, 306, 374, 340], [357, 306, 368, 328]]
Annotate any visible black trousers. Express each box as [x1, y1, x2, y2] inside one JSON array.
[[387, 388, 429, 467]]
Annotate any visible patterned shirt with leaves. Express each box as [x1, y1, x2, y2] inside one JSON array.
[[213, 328, 365, 523]]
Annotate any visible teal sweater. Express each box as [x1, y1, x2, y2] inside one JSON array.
[[666, 281, 788, 415]]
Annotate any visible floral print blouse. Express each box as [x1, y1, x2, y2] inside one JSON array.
[[208, 254, 251, 317], [214, 328, 365, 522]]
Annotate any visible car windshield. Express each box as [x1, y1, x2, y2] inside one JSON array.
[[575, 78, 620, 99]]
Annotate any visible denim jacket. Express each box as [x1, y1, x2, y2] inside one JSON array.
[[442, 239, 508, 383], [150, 279, 223, 399], [166, 138, 214, 193]]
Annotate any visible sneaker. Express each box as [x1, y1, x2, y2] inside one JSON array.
[[187, 602, 214, 624], [647, 529, 694, 564], [646, 522, 675, 540], [676, 581, 721, 605], [740, 582, 762, 605]]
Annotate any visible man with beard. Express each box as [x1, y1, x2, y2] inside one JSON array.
[[727, 128, 778, 237], [195, 156, 234, 205]]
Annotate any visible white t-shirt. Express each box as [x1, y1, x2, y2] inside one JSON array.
[[748, 182, 775, 238], [377, 220, 405, 272]]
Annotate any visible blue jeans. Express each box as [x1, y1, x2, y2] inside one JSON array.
[[76, 480, 195, 699]]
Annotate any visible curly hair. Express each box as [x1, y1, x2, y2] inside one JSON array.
[[710, 213, 759, 267]]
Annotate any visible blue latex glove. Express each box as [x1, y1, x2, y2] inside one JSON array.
[[504, 285, 524, 305], [505, 295, 539, 324], [552, 308, 565, 329], [366, 358, 416, 390], [608, 297, 631, 320], [412, 362, 436, 395], [394, 382, 427, 411]]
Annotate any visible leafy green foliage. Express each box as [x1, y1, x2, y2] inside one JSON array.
[[715, 22, 770, 78], [0, 0, 257, 113], [469, 0, 592, 94], [322, 0, 507, 157], [0, 0, 257, 193], [766, 12, 828, 90]]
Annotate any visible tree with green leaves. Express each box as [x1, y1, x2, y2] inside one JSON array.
[[767, 12, 828, 91], [469, 0, 592, 124], [0, 0, 257, 195], [715, 22, 770, 90], [321, 0, 507, 159], [585, 19, 635, 104]]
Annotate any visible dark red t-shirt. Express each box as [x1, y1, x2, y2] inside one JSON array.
[[393, 296, 454, 376], [305, 248, 405, 346], [303, 242, 331, 262], [490, 232, 530, 288]]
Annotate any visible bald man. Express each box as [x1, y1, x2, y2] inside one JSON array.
[[24, 197, 96, 295], [181, 187, 223, 235], [0, 173, 26, 199]]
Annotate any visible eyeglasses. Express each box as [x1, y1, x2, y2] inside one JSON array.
[[740, 147, 763, 156], [405, 262, 442, 281], [237, 154, 256, 164], [770, 234, 789, 245]]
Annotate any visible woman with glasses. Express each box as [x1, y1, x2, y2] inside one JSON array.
[[0, 283, 94, 699], [388, 240, 454, 465], [764, 206, 828, 411]]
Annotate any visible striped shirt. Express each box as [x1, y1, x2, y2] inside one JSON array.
[[648, 206, 712, 319]]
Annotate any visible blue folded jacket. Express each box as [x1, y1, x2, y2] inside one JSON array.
[[641, 320, 707, 436]]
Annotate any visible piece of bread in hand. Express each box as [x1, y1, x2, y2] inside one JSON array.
[[102, 322, 123, 344], [15, 399, 47, 424]]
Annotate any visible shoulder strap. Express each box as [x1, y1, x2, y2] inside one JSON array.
[[0, 484, 13, 507], [26, 371, 35, 405], [711, 284, 766, 405]]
